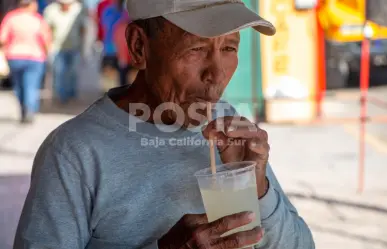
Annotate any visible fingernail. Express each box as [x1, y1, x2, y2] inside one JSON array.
[[251, 141, 257, 147], [228, 126, 235, 132], [247, 212, 256, 221]]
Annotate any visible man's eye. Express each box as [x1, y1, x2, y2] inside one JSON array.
[[223, 47, 237, 52]]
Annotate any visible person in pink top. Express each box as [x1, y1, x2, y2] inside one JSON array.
[[0, 0, 51, 123]]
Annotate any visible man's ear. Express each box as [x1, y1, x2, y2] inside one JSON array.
[[126, 24, 147, 70]]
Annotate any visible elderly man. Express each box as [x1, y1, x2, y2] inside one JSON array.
[[13, 0, 315, 249]]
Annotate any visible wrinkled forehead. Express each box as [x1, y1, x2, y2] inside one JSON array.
[[146, 19, 240, 52], [182, 31, 240, 45], [177, 29, 241, 47]]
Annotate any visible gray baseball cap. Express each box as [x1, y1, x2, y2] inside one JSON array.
[[125, 0, 276, 38]]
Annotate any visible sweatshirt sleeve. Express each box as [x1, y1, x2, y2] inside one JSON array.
[[13, 144, 92, 249], [258, 163, 315, 249], [13, 140, 161, 249]]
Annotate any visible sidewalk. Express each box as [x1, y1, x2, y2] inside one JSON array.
[[0, 92, 90, 175], [262, 123, 387, 249], [0, 91, 387, 249]]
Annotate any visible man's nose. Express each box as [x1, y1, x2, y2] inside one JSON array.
[[202, 54, 226, 85]]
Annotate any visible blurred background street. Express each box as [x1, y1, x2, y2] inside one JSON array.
[[1, 0, 387, 248]]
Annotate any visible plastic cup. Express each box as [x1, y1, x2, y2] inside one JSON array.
[[195, 161, 263, 248]]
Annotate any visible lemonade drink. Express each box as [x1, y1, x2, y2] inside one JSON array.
[[200, 185, 260, 235], [195, 161, 263, 248]]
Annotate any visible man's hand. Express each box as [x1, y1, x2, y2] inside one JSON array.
[[202, 116, 270, 198], [158, 212, 263, 249]]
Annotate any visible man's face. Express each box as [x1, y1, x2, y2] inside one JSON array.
[[143, 21, 240, 125]]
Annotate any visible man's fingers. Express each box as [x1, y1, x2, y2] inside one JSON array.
[[248, 140, 270, 154], [202, 117, 250, 139], [202, 117, 267, 141], [227, 127, 267, 140], [205, 211, 255, 237], [181, 214, 208, 227], [213, 226, 264, 249]]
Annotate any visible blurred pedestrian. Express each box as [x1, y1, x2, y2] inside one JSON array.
[[100, 0, 123, 76], [0, 0, 51, 123], [113, 9, 136, 86], [43, 0, 88, 104], [95, 0, 112, 44], [37, 0, 47, 14]]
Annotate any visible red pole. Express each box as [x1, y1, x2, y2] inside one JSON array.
[[358, 25, 370, 194], [315, 0, 326, 119]]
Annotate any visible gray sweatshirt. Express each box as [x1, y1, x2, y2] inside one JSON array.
[[13, 87, 315, 249]]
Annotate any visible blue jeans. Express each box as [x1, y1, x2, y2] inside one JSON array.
[[52, 50, 80, 103], [7, 59, 45, 115]]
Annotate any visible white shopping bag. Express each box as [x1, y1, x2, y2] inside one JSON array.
[[0, 50, 9, 78]]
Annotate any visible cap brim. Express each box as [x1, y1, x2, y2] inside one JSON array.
[[163, 3, 276, 38]]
